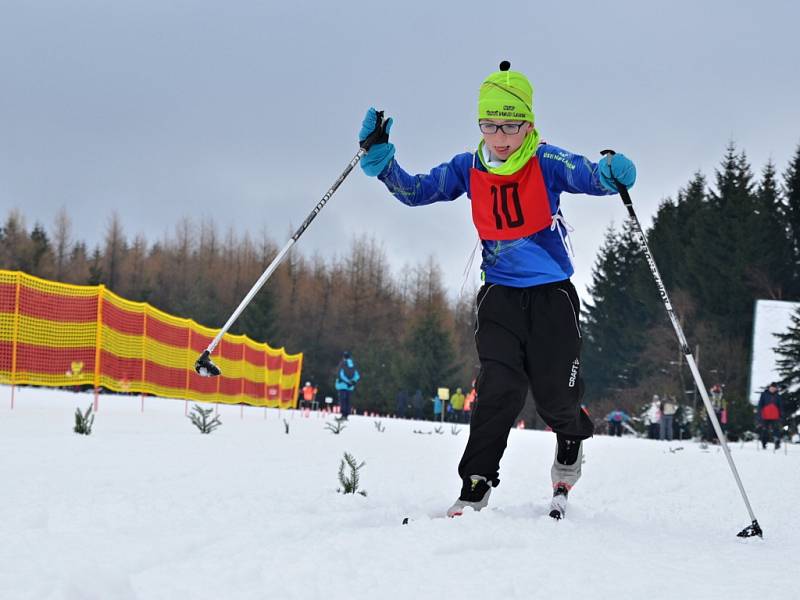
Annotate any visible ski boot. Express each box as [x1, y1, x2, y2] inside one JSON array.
[[549, 434, 583, 520], [549, 483, 570, 520], [447, 475, 493, 517]]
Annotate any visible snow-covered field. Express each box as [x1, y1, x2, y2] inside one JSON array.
[[1, 387, 794, 600]]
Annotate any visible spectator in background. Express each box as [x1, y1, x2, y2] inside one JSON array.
[[412, 389, 424, 420], [433, 393, 443, 422], [709, 384, 726, 434], [395, 389, 409, 419], [757, 382, 783, 450], [334, 351, 360, 420], [300, 381, 318, 410], [450, 387, 465, 423], [606, 410, 630, 437], [645, 395, 661, 439], [660, 396, 677, 441]]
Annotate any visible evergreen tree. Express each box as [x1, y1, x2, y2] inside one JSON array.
[[724, 393, 757, 440], [0, 211, 31, 271], [351, 339, 399, 415], [103, 213, 127, 292], [749, 160, 792, 298], [647, 172, 707, 295], [782, 144, 800, 295], [29, 224, 53, 277], [232, 286, 279, 342], [582, 221, 653, 401], [774, 306, 800, 417], [403, 309, 458, 398], [87, 247, 103, 285], [686, 144, 758, 335]]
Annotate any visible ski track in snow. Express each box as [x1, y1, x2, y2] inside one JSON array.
[[0, 388, 793, 600]]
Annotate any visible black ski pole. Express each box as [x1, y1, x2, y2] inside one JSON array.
[[601, 150, 762, 539], [195, 112, 391, 377]]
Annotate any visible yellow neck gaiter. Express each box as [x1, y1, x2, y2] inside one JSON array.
[[477, 129, 540, 176]]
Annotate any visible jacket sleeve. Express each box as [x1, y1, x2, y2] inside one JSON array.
[[338, 367, 351, 384], [377, 153, 473, 206], [538, 144, 615, 197]]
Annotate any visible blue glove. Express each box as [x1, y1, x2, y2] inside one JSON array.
[[359, 107, 395, 177], [598, 152, 636, 192]]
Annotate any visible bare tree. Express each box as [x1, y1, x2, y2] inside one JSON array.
[[51, 207, 72, 281], [103, 212, 127, 291]]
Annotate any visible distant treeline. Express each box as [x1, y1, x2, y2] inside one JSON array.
[[0, 210, 477, 416], [582, 142, 800, 436], [3, 141, 799, 432]]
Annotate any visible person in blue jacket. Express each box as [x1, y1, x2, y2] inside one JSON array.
[[358, 61, 636, 519], [606, 409, 631, 437], [334, 351, 360, 420], [432, 393, 443, 422]]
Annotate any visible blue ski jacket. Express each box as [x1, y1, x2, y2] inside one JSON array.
[[335, 358, 360, 391], [606, 410, 631, 423], [377, 144, 614, 287]]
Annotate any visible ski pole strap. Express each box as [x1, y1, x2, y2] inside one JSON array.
[[600, 149, 635, 218]]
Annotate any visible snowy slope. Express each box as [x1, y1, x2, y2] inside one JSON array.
[[0, 387, 793, 600]]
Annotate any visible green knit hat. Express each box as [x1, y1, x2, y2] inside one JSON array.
[[478, 61, 534, 122]]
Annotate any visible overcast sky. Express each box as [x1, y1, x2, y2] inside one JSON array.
[[1, 0, 798, 304]]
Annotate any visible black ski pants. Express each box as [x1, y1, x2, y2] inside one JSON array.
[[760, 420, 782, 448], [458, 280, 594, 485], [338, 389, 352, 418]]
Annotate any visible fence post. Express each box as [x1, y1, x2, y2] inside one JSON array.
[[240, 340, 247, 412], [141, 305, 147, 413], [264, 343, 269, 408], [93, 285, 105, 412], [294, 354, 304, 410], [215, 333, 221, 414], [10, 272, 21, 409], [184, 327, 192, 415]]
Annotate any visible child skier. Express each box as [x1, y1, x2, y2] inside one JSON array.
[[358, 61, 636, 519]]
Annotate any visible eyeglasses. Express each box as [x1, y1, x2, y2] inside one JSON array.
[[479, 121, 526, 135]]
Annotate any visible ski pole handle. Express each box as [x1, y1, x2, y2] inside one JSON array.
[[600, 149, 635, 216], [359, 110, 388, 151]]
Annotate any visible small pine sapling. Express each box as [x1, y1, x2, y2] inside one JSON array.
[[337, 452, 367, 496], [434, 425, 444, 434], [188, 404, 222, 434], [325, 420, 346, 434], [373, 420, 385, 432], [74, 404, 95, 435], [450, 424, 461, 435], [283, 418, 290, 434]]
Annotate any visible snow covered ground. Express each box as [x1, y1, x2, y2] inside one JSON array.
[[1, 387, 794, 600]]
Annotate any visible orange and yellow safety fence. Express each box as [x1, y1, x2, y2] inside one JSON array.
[[0, 270, 302, 407]]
